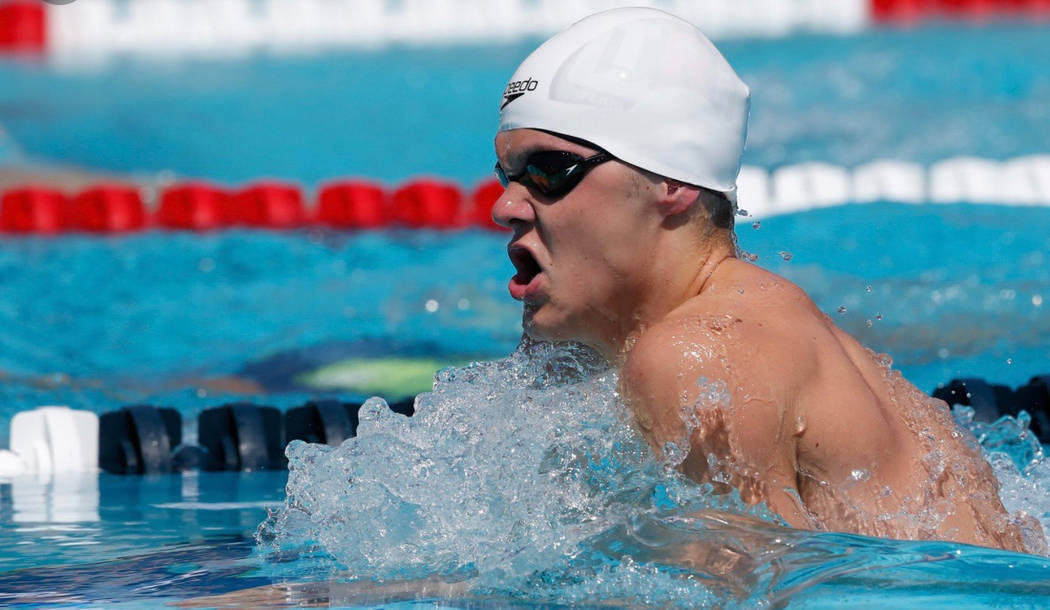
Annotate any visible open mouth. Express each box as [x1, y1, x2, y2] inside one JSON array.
[[508, 245, 543, 300]]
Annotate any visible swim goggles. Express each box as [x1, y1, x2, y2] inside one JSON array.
[[494, 150, 613, 198]]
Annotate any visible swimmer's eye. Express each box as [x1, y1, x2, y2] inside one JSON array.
[[494, 150, 613, 198]]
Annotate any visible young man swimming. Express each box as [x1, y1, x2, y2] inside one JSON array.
[[492, 7, 1035, 553]]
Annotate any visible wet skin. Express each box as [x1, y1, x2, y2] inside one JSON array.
[[494, 128, 1035, 553]]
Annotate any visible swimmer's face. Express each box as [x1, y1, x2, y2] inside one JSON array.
[[492, 129, 664, 356]]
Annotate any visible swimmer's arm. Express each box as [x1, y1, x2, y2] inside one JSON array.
[[620, 324, 813, 529], [619, 325, 741, 480]]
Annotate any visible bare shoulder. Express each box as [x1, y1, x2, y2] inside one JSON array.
[[620, 262, 815, 446], [620, 260, 839, 467], [619, 314, 727, 448], [622, 260, 822, 400], [663, 261, 826, 380]]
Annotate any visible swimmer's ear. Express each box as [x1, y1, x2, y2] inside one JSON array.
[[656, 179, 702, 217]]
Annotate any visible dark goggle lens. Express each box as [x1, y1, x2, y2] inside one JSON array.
[[494, 150, 608, 197], [494, 163, 511, 187]]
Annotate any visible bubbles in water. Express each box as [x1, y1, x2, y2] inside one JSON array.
[[259, 342, 776, 605], [866, 319, 873, 328], [866, 285, 872, 293], [425, 299, 439, 312], [837, 306, 847, 314], [778, 251, 793, 262], [752, 221, 761, 230], [661, 441, 689, 469], [953, 406, 1050, 555], [257, 343, 1050, 605]]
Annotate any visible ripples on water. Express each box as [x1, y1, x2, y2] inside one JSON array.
[[259, 342, 1050, 607]]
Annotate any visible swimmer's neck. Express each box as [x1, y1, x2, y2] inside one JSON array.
[[602, 239, 737, 365]]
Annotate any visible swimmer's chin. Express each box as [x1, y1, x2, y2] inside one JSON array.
[[521, 304, 555, 340], [521, 305, 577, 344]]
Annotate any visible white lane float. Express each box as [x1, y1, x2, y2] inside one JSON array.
[[771, 162, 852, 214], [0, 406, 98, 477], [930, 157, 1003, 204], [1001, 155, 1050, 206], [851, 159, 926, 204]]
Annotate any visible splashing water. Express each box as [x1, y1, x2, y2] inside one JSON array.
[[259, 343, 1050, 606]]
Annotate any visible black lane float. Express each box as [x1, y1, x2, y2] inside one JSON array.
[[4, 375, 1047, 477]]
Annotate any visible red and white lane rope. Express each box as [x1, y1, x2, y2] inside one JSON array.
[[1, 0, 1047, 58], [1, 156, 1048, 234]]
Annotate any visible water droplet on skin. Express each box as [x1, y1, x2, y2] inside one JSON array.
[[793, 414, 806, 436], [850, 468, 871, 482], [504, 200, 514, 207], [837, 306, 847, 314], [752, 221, 761, 230], [778, 251, 793, 262]]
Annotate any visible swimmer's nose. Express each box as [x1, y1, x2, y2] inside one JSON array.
[[491, 184, 535, 231]]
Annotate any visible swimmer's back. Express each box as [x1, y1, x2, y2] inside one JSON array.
[[622, 259, 1029, 551]]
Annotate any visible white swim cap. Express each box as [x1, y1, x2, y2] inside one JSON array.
[[498, 7, 750, 200]]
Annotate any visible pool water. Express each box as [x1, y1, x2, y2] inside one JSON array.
[[1, 20, 1049, 608], [1, 23, 1049, 185]]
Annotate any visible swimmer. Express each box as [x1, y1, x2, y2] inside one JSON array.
[[493, 7, 1036, 553]]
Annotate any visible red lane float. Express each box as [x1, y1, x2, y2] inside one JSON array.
[[0, 186, 68, 233], [156, 183, 231, 230], [71, 185, 146, 232], [230, 182, 306, 228], [0, 1, 45, 53], [470, 179, 509, 231], [315, 181, 389, 228], [872, 0, 1050, 20], [391, 180, 465, 229]]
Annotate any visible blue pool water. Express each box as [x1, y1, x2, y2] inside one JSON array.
[[1, 21, 1049, 608], [1, 23, 1049, 185]]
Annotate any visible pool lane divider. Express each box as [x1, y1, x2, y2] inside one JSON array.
[[872, 0, 1050, 21], [0, 375, 1048, 477], [2, 155, 1050, 235], [3, 0, 1049, 59], [0, 178, 507, 234], [0, 397, 416, 477]]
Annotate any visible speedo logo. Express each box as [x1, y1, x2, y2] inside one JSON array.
[[500, 77, 538, 111]]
